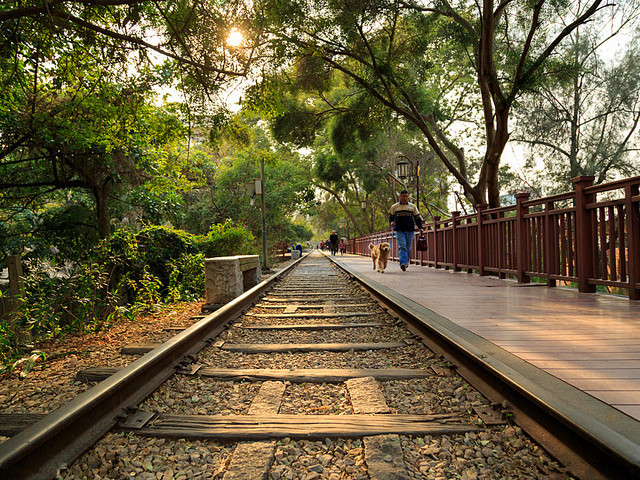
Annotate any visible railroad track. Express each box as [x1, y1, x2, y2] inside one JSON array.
[[0, 252, 636, 479]]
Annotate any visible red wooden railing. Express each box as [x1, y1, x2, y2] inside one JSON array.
[[347, 175, 640, 300]]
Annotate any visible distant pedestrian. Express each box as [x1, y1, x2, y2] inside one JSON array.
[[329, 231, 339, 255], [338, 239, 346, 255], [389, 190, 423, 271]]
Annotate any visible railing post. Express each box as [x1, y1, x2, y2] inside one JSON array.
[[477, 205, 488, 276], [433, 216, 441, 269], [625, 184, 640, 300], [516, 193, 531, 283], [451, 211, 461, 272], [545, 200, 557, 287], [573, 176, 596, 293]]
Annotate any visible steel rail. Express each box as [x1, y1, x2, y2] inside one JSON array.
[[0, 255, 305, 480], [326, 254, 640, 480]]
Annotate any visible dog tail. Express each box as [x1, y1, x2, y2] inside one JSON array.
[[368, 242, 374, 250]]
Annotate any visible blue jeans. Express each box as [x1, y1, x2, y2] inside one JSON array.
[[395, 230, 414, 267]]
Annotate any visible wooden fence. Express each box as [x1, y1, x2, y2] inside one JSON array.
[[347, 175, 640, 300]]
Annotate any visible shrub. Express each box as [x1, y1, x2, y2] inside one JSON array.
[[197, 220, 258, 258], [1, 223, 256, 367], [134, 225, 197, 291], [167, 253, 205, 302]]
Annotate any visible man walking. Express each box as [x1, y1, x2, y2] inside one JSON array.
[[329, 231, 339, 256], [389, 190, 424, 271]]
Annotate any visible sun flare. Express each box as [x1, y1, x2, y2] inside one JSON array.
[[227, 28, 243, 47]]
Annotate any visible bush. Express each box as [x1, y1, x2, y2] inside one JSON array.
[[197, 220, 258, 258], [168, 253, 205, 302], [1, 222, 257, 367], [134, 225, 197, 291]]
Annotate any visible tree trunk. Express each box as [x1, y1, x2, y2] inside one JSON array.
[[93, 187, 111, 238], [485, 107, 510, 208]]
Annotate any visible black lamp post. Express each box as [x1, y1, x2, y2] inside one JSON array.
[[397, 155, 419, 208]]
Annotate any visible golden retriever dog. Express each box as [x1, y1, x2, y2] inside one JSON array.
[[369, 242, 391, 273]]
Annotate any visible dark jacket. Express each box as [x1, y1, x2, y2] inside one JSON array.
[[389, 201, 423, 231]]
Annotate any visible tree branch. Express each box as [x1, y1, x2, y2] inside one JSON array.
[[49, 11, 246, 77]]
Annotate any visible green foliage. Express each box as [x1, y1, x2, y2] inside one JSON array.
[[168, 253, 206, 302], [5, 259, 120, 353], [135, 225, 198, 291], [0, 221, 260, 364], [198, 220, 258, 257], [314, 149, 347, 185], [38, 203, 100, 261]]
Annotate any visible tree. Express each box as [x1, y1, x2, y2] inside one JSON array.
[[234, 0, 613, 208], [0, 0, 249, 82], [0, 23, 188, 239], [513, 9, 640, 192]]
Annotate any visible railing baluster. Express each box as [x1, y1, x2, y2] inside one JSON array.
[[618, 204, 627, 282], [545, 201, 556, 286], [451, 212, 460, 272], [568, 211, 575, 278], [608, 205, 617, 281], [516, 193, 530, 283], [599, 206, 607, 281]]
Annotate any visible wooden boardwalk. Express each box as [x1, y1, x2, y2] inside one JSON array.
[[334, 254, 640, 421]]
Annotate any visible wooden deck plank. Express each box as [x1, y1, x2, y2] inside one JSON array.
[[531, 360, 640, 369], [129, 413, 480, 439], [564, 379, 640, 391], [583, 391, 640, 404], [221, 342, 405, 353], [551, 369, 640, 380]]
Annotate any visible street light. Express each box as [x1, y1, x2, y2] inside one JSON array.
[[397, 155, 419, 209], [396, 158, 409, 181]]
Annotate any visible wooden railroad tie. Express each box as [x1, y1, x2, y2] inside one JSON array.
[[245, 312, 376, 318], [120, 341, 404, 355], [75, 367, 432, 384], [263, 296, 371, 303], [220, 342, 405, 354], [0, 414, 47, 436], [256, 303, 373, 309], [242, 322, 385, 331], [119, 413, 481, 439]]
